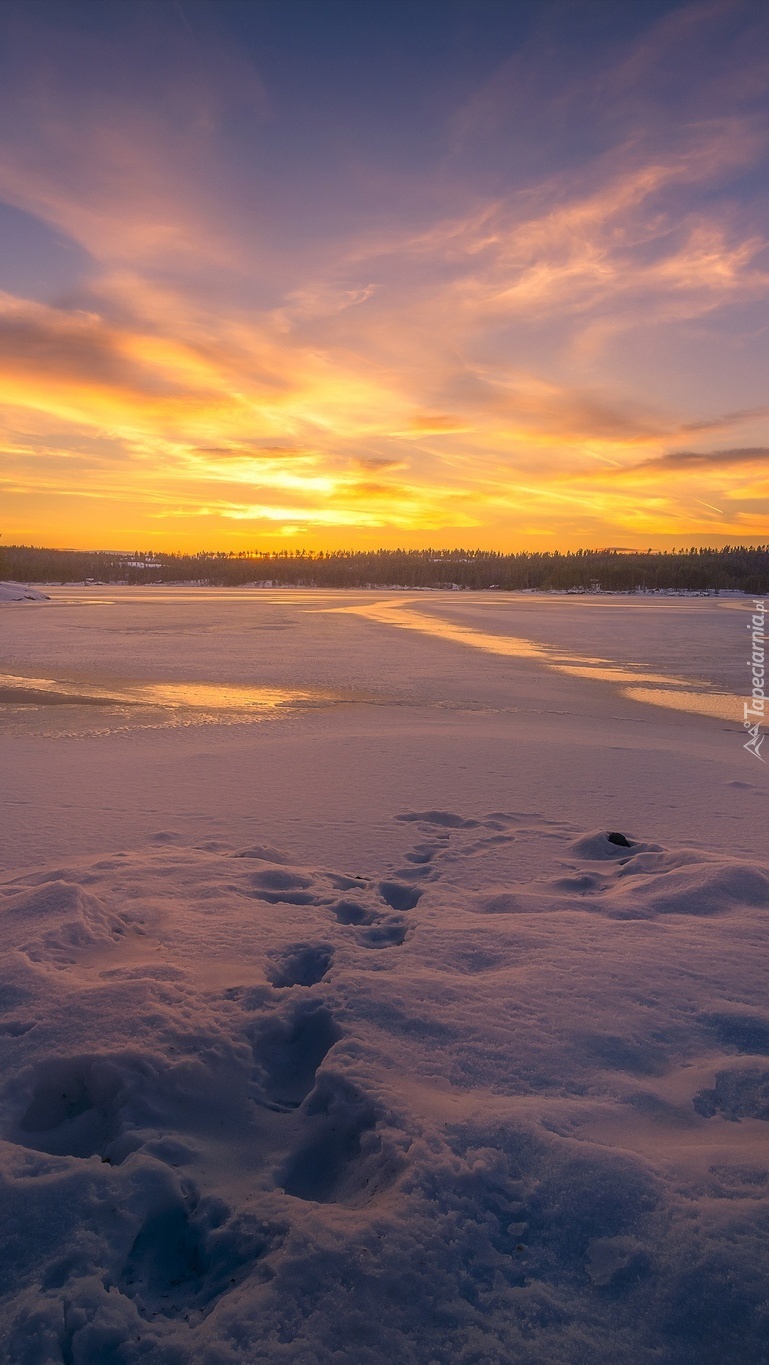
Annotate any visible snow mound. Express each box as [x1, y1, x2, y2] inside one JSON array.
[[2, 817, 769, 1361], [0, 582, 49, 602]]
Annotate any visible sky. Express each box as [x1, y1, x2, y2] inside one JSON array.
[[1, 0, 768, 553]]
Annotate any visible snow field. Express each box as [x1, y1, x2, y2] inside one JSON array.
[[2, 811, 769, 1362]]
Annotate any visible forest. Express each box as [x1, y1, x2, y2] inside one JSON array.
[[3, 543, 769, 593]]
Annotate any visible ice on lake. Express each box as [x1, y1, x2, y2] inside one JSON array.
[[0, 588, 766, 1363]]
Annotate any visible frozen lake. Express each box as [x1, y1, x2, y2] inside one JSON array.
[[2, 588, 769, 1362], [0, 587, 763, 872]]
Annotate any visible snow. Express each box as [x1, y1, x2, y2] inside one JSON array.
[[0, 588, 767, 1362], [0, 582, 49, 603]]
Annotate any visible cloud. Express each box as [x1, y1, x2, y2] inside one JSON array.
[[1, 0, 768, 549], [0, 2, 267, 272], [193, 444, 309, 460], [625, 447, 769, 473], [0, 296, 186, 395], [343, 481, 406, 499], [679, 406, 769, 435], [352, 455, 406, 471]]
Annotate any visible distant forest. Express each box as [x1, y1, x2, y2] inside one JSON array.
[[3, 543, 769, 593]]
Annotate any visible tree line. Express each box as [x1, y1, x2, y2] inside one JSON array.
[[3, 543, 769, 593]]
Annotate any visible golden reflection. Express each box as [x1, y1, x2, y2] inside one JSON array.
[[557, 664, 711, 687], [622, 687, 743, 722], [131, 682, 324, 709], [342, 602, 549, 659], [0, 673, 334, 712], [340, 600, 729, 723]]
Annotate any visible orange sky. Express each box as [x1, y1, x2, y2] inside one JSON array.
[[1, 0, 768, 551]]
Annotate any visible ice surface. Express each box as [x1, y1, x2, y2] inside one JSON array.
[[0, 588, 763, 873], [0, 589, 767, 1361]]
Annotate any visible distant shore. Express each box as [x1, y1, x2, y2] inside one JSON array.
[[3, 543, 768, 595], [2, 578, 753, 600]]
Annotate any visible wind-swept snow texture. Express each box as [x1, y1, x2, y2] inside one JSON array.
[[3, 814, 769, 1364]]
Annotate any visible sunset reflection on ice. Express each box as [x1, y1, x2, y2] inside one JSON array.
[[341, 599, 736, 724]]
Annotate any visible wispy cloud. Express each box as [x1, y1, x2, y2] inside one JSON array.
[[625, 446, 769, 473], [0, 0, 768, 548]]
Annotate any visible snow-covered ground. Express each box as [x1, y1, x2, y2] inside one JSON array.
[[1, 589, 767, 1362], [0, 583, 49, 603]]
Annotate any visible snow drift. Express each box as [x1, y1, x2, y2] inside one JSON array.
[[0, 583, 49, 603], [2, 814, 769, 1363]]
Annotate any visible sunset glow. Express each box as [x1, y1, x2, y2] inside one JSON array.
[[2, 0, 769, 550]]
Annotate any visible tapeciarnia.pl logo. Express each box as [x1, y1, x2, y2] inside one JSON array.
[[744, 598, 766, 761]]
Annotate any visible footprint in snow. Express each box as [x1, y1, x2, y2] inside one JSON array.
[[265, 942, 334, 988]]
